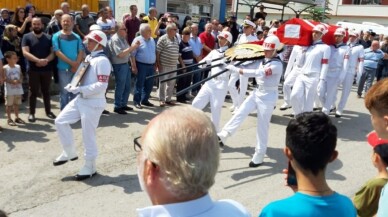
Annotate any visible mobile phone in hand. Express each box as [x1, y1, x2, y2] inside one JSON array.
[[287, 161, 297, 186]]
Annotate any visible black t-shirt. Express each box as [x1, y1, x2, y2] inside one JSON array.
[[255, 12, 267, 20], [21, 32, 52, 71]]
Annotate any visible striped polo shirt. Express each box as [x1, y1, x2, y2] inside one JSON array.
[[157, 34, 179, 67]]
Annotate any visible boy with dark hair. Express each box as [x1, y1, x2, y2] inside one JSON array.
[[259, 112, 356, 217], [364, 78, 388, 216], [353, 131, 388, 217]]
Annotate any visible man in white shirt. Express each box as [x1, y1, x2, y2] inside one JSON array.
[[334, 30, 364, 117], [320, 28, 349, 115], [290, 24, 331, 115], [135, 106, 250, 217], [229, 19, 258, 112]]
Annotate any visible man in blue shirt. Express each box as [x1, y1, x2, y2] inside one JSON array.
[[52, 14, 84, 110], [259, 112, 356, 217], [130, 23, 156, 109], [357, 40, 386, 98], [188, 24, 203, 95]]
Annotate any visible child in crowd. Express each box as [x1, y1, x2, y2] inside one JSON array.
[[3, 51, 25, 126], [363, 78, 388, 216], [259, 112, 356, 217], [353, 131, 388, 217]]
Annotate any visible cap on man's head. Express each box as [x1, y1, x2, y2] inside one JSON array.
[[243, 19, 256, 28], [367, 131, 388, 148], [312, 24, 328, 35], [348, 29, 358, 37], [334, 28, 346, 36]]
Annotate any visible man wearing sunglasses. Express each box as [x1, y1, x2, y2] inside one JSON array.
[[135, 106, 250, 217]]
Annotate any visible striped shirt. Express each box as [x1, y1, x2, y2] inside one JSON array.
[[157, 34, 179, 67], [179, 41, 194, 65]]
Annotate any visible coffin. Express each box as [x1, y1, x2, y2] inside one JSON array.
[[277, 18, 348, 46]]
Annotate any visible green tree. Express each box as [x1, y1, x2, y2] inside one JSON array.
[[304, 0, 332, 22]]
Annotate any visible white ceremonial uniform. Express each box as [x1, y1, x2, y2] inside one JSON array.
[[281, 45, 306, 107], [221, 57, 283, 164], [55, 50, 111, 160], [290, 41, 330, 115], [320, 43, 349, 114], [137, 194, 251, 217], [192, 46, 230, 132], [228, 34, 258, 109], [336, 42, 364, 114]]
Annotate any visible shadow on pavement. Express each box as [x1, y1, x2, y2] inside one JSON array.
[[61, 173, 141, 194]]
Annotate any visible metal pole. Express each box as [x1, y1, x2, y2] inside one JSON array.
[[236, 0, 240, 18], [321, 0, 326, 22]]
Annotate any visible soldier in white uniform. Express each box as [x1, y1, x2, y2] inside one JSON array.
[[228, 20, 258, 112], [279, 45, 307, 110], [192, 31, 233, 132], [53, 30, 112, 180], [218, 36, 283, 167], [320, 28, 349, 115], [290, 24, 331, 115], [334, 29, 364, 117]]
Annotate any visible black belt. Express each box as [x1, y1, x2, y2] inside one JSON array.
[[136, 61, 154, 66]]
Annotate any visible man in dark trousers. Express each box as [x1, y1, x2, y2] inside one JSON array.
[[22, 17, 56, 122]]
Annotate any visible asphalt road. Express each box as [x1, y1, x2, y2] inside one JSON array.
[[0, 83, 375, 217]]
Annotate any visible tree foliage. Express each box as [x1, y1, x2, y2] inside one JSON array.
[[304, 0, 332, 22]]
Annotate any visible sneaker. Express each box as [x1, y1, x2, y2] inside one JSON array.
[[114, 108, 127, 115], [102, 110, 110, 114], [279, 103, 291, 111], [335, 110, 342, 118], [122, 106, 134, 111], [141, 101, 155, 107]]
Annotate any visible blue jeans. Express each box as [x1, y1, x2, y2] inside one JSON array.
[[58, 69, 76, 110], [191, 65, 202, 93], [357, 67, 376, 96], [134, 62, 154, 104], [113, 63, 131, 109]]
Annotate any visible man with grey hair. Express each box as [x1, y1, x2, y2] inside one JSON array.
[[188, 23, 203, 95], [156, 23, 180, 107], [108, 22, 140, 114], [61, 2, 70, 14], [135, 106, 251, 217], [131, 23, 156, 109]]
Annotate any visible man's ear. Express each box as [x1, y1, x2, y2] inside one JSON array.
[[329, 150, 338, 162], [284, 147, 293, 161], [384, 115, 388, 132], [144, 160, 160, 185]]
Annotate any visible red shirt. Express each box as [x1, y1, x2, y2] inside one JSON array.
[[125, 16, 141, 45], [199, 32, 215, 58]]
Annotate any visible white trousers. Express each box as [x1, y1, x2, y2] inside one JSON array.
[[337, 73, 354, 113], [282, 69, 299, 105], [159, 65, 177, 102], [192, 84, 227, 132], [228, 73, 248, 108], [321, 76, 340, 114], [55, 97, 105, 160], [290, 74, 319, 115], [223, 92, 276, 155]]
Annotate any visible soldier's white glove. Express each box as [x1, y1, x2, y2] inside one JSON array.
[[317, 79, 326, 102], [205, 59, 212, 65], [69, 86, 80, 94], [226, 65, 240, 74], [219, 58, 228, 67], [64, 84, 72, 92]]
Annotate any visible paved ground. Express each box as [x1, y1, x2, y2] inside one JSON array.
[[0, 83, 375, 217]]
